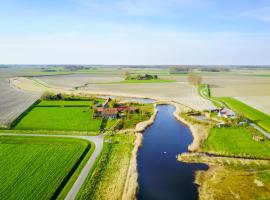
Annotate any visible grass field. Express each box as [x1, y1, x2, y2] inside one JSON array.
[[123, 104, 153, 129], [0, 135, 93, 200], [14, 106, 102, 131], [203, 127, 270, 158], [77, 134, 136, 200], [105, 119, 119, 130], [216, 97, 270, 132], [198, 84, 211, 98]]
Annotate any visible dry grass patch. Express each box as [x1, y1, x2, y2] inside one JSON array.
[[179, 153, 270, 200]]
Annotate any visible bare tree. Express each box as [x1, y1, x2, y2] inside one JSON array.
[[188, 73, 202, 85], [123, 70, 131, 80]]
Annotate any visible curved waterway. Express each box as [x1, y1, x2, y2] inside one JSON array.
[[137, 105, 208, 200]]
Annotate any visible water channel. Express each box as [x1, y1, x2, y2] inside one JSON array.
[[137, 105, 208, 200]]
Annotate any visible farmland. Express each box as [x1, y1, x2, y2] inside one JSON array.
[[35, 74, 124, 89], [77, 133, 136, 200], [203, 127, 270, 158], [11, 71, 216, 111], [0, 70, 40, 127], [0, 135, 93, 200], [216, 97, 270, 132], [114, 79, 176, 84], [203, 74, 270, 115], [12, 98, 153, 132], [14, 102, 102, 132]]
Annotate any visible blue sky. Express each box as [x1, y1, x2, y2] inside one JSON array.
[[0, 0, 270, 65]]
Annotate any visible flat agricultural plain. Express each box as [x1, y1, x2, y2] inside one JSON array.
[[204, 75, 270, 115], [0, 69, 40, 128], [14, 100, 102, 132], [17, 74, 216, 111], [0, 135, 92, 200], [36, 74, 124, 89]]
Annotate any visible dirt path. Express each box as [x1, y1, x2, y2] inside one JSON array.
[[0, 132, 104, 200]]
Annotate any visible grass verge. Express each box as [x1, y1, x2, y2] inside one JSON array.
[[77, 133, 136, 200]]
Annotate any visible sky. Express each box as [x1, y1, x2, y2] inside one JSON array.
[[0, 0, 270, 65]]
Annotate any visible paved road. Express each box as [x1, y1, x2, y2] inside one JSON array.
[[250, 123, 270, 140], [0, 132, 104, 200]]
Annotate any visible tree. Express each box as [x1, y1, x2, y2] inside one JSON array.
[[188, 73, 202, 85], [123, 70, 131, 80]]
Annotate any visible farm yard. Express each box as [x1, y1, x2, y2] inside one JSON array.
[[12, 98, 154, 133], [0, 135, 93, 200]]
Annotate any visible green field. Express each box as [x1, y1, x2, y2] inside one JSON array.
[[14, 106, 102, 131], [123, 104, 153, 129], [37, 100, 94, 107], [198, 84, 211, 98], [203, 127, 270, 158], [0, 135, 93, 200], [216, 97, 270, 132], [77, 134, 135, 200], [105, 119, 119, 130]]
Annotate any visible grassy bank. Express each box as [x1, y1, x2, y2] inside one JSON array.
[[180, 153, 270, 200], [215, 97, 270, 132], [77, 133, 136, 200], [0, 135, 94, 200]]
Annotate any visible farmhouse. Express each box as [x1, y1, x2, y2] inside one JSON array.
[[94, 98, 139, 119], [218, 107, 236, 118], [101, 108, 118, 119]]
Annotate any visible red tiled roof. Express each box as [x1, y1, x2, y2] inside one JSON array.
[[97, 107, 104, 112], [102, 108, 118, 115]]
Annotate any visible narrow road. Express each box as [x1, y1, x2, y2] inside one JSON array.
[[0, 132, 104, 200], [250, 123, 270, 140], [199, 85, 270, 139]]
